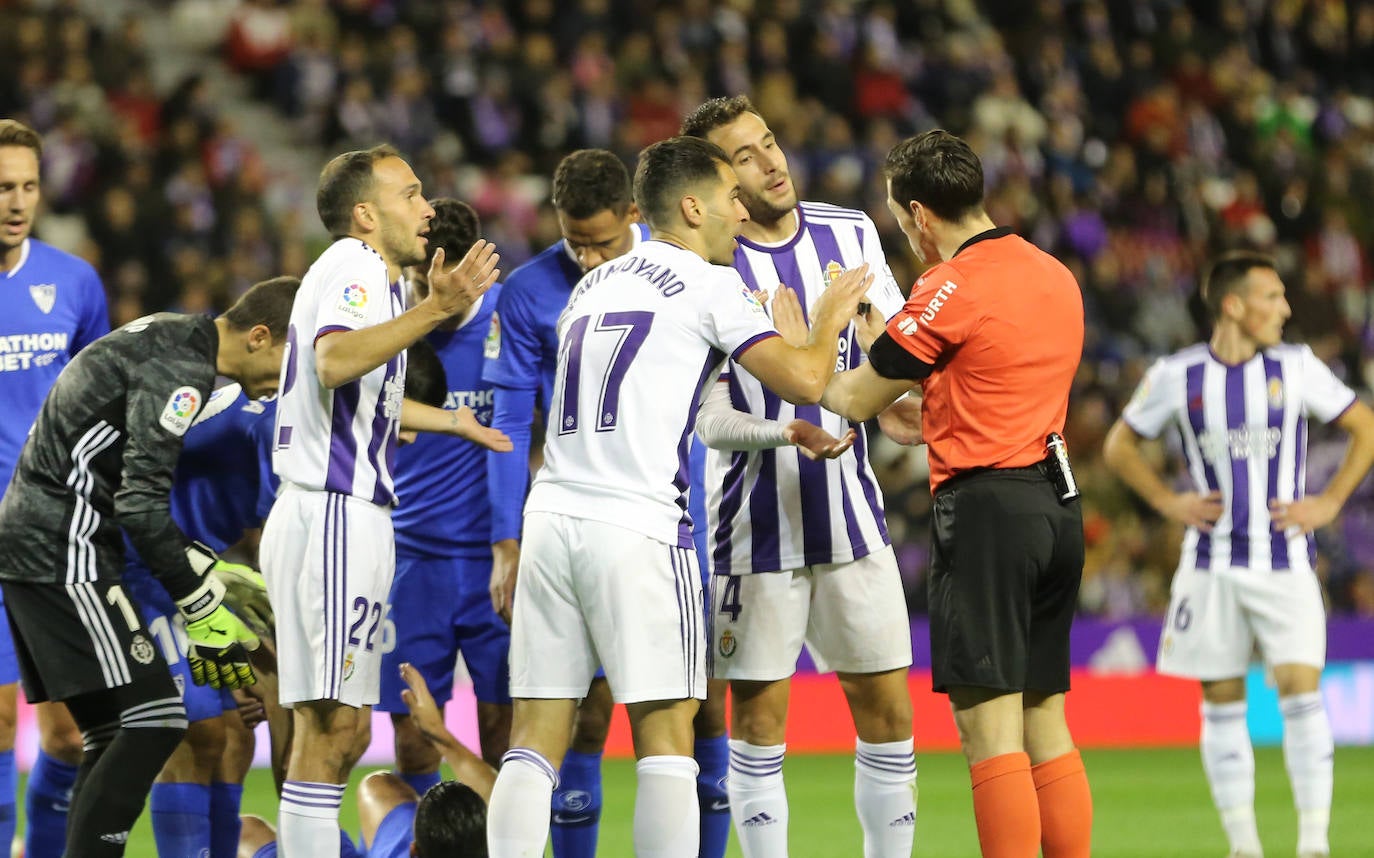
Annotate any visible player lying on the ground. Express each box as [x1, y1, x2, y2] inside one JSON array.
[[241, 662, 495, 858]]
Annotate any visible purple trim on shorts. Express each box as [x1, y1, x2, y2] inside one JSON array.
[[1262, 355, 1290, 570], [1224, 364, 1250, 567], [1185, 362, 1215, 570], [326, 382, 362, 495]]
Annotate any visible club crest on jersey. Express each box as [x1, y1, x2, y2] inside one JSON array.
[[1267, 377, 1283, 409], [718, 629, 737, 658], [29, 283, 56, 314], [129, 634, 155, 665], [484, 312, 501, 360], [343, 652, 356, 681], [160, 386, 203, 436], [337, 283, 369, 320], [824, 260, 843, 285]]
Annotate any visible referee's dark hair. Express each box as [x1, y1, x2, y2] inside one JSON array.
[[413, 780, 487, 858], [221, 276, 301, 341], [424, 198, 481, 265], [552, 150, 633, 219], [0, 119, 42, 158], [633, 136, 731, 231], [1201, 249, 1276, 322], [680, 95, 762, 139], [316, 143, 401, 237], [884, 130, 985, 224]]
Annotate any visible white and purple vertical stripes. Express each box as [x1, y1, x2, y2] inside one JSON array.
[[669, 545, 701, 699], [323, 493, 349, 698], [281, 781, 344, 816], [500, 748, 559, 789]]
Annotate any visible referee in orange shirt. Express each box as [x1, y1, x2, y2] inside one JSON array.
[[822, 130, 1092, 858]]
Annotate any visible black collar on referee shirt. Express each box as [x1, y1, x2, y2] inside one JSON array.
[[953, 226, 1015, 257]]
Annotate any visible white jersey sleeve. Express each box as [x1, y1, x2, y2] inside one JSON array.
[[703, 269, 782, 359], [1122, 356, 1184, 439], [859, 212, 905, 321], [1296, 344, 1358, 424]]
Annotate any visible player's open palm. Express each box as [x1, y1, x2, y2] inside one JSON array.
[[767, 286, 809, 347], [811, 264, 873, 333], [1162, 490, 1224, 531], [426, 240, 501, 318], [451, 405, 514, 451], [784, 419, 855, 460]]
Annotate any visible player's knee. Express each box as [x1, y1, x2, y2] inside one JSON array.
[[0, 686, 18, 751], [185, 716, 229, 771], [39, 716, 85, 764], [360, 770, 416, 806], [343, 716, 373, 772], [571, 699, 614, 751]]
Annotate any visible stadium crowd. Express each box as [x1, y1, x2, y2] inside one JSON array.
[[3, 0, 1374, 617]]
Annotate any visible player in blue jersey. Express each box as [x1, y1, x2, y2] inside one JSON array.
[[0, 118, 110, 858], [380, 197, 513, 801], [123, 376, 281, 858], [682, 97, 921, 858], [1105, 250, 1374, 858]]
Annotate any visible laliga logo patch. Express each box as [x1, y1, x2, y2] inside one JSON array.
[[159, 386, 202, 436], [129, 634, 155, 665], [484, 312, 501, 360], [739, 284, 764, 313], [337, 283, 369, 319], [29, 283, 56, 314]]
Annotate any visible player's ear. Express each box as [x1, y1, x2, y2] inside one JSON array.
[[354, 200, 376, 232], [625, 201, 642, 224], [247, 323, 274, 351], [679, 193, 704, 228]]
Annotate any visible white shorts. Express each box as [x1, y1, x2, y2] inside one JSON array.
[[1157, 564, 1327, 680], [260, 486, 395, 708], [509, 512, 706, 705], [708, 544, 912, 681]]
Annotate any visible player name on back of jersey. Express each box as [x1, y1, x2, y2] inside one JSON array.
[[0, 331, 70, 371], [574, 250, 688, 298]]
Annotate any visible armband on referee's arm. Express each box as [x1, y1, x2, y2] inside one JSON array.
[[868, 333, 935, 381]]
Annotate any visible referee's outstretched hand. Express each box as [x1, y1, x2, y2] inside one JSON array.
[[185, 604, 261, 689]]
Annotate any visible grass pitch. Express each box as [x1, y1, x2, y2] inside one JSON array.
[[98, 746, 1374, 856]]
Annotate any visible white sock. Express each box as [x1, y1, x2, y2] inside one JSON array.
[[1280, 691, 1333, 856], [727, 740, 788, 858], [854, 738, 917, 858], [634, 755, 700, 858], [1201, 701, 1262, 856], [279, 781, 343, 858], [487, 749, 559, 858]]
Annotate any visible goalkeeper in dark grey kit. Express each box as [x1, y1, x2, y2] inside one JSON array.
[[0, 276, 297, 857]]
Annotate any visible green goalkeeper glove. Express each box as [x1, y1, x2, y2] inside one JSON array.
[[210, 560, 275, 639], [176, 566, 260, 689]]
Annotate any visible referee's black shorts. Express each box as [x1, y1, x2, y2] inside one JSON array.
[[928, 464, 1084, 695], [1, 578, 174, 703]]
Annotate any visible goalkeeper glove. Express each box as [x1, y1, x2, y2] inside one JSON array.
[[177, 558, 260, 689], [210, 560, 275, 639]]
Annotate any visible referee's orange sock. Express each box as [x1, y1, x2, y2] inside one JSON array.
[[1032, 748, 1093, 858], [969, 752, 1040, 858]]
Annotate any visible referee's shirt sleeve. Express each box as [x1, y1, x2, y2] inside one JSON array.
[[884, 266, 975, 365], [114, 359, 213, 602]]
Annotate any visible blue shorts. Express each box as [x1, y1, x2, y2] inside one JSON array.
[[124, 570, 236, 723], [252, 829, 364, 858], [368, 800, 416, 858], [377, 552, 511, 711], [0, 593, 21, 686]]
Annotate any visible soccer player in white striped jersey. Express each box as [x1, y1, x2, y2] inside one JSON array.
[[485, 135, 873, 858], [681, 97, 920, 857], [260, 144, 510, 856], [1104, 250, 1374, 858]]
